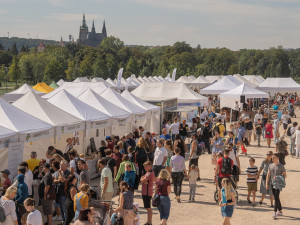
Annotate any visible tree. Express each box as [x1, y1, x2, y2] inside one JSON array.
[[93, 56, 109, 79], [0, 65, 6, 86], [10, 43, 18, 55], [172, 41, 192, 54], [106, 53, 119, 77], [0, 43, 3, 50], [8, 56, 21, 86], [19, 55, 34, 84], [99, 36, 124, 53], [125, 57, 139, 78], [79, 55, 93, 77], [0, 50, 13, 66], [43, 58, 65, 83], [20, 45, 27, 52]]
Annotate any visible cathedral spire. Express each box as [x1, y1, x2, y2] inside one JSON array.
[[102, 20, 107, 38], [82, 13, 87, 28], [60, 36, 64, 47], [91, 19, 95, 33]]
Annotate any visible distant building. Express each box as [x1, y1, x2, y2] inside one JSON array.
[[77, 14, 107, 47], [37, 42, 45, 52]]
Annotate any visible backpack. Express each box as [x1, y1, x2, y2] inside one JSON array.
[[0, 201, 6, 222], [287, 126, 292, 137], [221, 157, 232, 175], [196, 141, 203, 156]]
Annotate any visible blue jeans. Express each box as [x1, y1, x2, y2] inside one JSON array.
[[290, 137, 294, 155], [181, 136, 186, 142], [157, 195, 171, 220], [60, 196, 67, 220], [262, 127, 266, 139]]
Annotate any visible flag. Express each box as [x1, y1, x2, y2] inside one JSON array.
[[172, 68, 177, 81], [125, 74, 134, 90], [117, 68, 123, 88]]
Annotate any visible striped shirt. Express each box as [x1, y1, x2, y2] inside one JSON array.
[[246, 166, 258, 183]]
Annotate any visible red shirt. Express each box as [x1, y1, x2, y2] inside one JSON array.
[[155, 179, 171, 196], [4, 178, 11, 189], [113, 152, 123, 170], [107, 141, 114, 150], [217, 156, 233, 178], [142, 170, 155, 196]]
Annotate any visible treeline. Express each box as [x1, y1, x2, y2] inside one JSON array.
[[0, 36, 299, 87]]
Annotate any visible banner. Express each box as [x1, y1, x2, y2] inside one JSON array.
[[172, 68, 177, 81], [117, 68, 124, 88], [125, 74, 134, 90], [166, 73, 170, 78], [8, 142, 24, 181]]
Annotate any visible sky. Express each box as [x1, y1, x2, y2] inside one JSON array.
[[0, 0, 300, 50]]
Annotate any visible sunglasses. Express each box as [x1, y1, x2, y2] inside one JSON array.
[[267, 154, 272, 156]]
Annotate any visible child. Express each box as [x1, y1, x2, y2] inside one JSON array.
[[214, 152, 224, 189], [24, 198, 43, 225], [133, 202, 140, 225], [188, 165, 198, 202], [255, 119, 263, 146], [246, 158, 258, 207]]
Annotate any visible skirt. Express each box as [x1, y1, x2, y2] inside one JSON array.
[[165, 157, 171, 167], [221, 205, 234, 218]]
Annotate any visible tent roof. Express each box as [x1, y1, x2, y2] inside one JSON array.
[[4, 83, 44, 102], [131, 82, 208, 105], [0, 97, 53, 134], [188, 75, 196, 80], [242, 75, 262, 85], [0, 125, 17, 140], [221, 83, 269, 98], [106, 78, 118, 87], [13, 91, 83, 127], [233, 74, 257, 88], [176, 76, 193, 83], [121, 90, 160, 111], [204, 75, 223, 82], [78, 89, 131, 119], [137, 77, 145, 83], [100, 88, 147, 114], [47, 90, 111, 122], [147, 77, 158, 82], [32, 83, 54, 93], [91, 77, 115, 87], [158, 76, 166, 81], [49, 81, 59, 89], [192, 76, 210, 84], [73, 77, 90, 82], [42, 82, 109, 99], [56, 79, 65, 86], [200, 75, 242, 94], [258, 78, 300, 93]]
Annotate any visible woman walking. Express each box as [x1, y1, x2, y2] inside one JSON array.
[[0, 186, 18, 225], [64, 175, 78, 225], [164, 139, 174, 179], [219, 178, 236, 225], [135, 137, 149, 182], [174, 134, 186, 159], [257, 151, 274, 206], [114, 181, 135, 224], [265, 120, 274, 148], [155, 169, 171, 225], [170, 147, 186, 203]]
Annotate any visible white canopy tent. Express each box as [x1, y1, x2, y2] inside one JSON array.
[[233, 74, 257, 88], [176, 76, 209, 91], [4, 84, 44, 102], [42, 82, 109, 99], [131, 82, 208, 107], [137, 76, 145, 83], [13, 91, 85, 157], [176, 76, 193, 83], [78, 89, 133, 137], [220, 83, 269, 109], [100, 88, 148, 130], [258, 78, 300, 95], [0, 126, 18, 172], [47, 90, 112, 152], [142, 76, 150, 82], [243, 75, 263, 86], [73, 77, 90, 82], [121, 90, 160, 133], [188, 75, 196, 81], [158, 76, 166, 82], [192, 76, 210, 84], [56, 79, 65, 86], [92, 77, 116, 87], [204, 75, 223, 82], [201, 75, 242, 95]]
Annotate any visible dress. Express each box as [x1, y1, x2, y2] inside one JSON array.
[[265, 124, 273, 139], [259, 160, 273, 196]]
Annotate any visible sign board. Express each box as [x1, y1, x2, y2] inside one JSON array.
[[8, 142, 24, 181]]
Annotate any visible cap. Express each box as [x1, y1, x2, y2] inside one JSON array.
[[1, 169, 10, 175], [133, 202, 139, 210], [105, 136, 111, 140], [42, 163, 50, 169]]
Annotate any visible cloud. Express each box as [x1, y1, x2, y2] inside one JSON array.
[[49, 13, 104, 22], [0, 9, 7, 14]]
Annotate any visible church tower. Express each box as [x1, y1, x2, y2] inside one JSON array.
[[79, 13, 89, 41], [102, 20, 107, 38]]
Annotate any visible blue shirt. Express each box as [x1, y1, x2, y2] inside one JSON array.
[[228, 137, 238, 150], [124, 171, 136, 188], [212, 137, 224, 152], [237, 126, 246, 141], [160, 134, 171, 140], [273, 105, 279, 110]]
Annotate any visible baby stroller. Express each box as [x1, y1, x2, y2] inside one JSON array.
[[289, 105, 296, 118], [89, 199, 113, 225]]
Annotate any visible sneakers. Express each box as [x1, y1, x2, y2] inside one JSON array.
[[52, 216, 62, 221], [272, 213, 276, 219], [192, 199, 195, 202], [276, 212, 283, 216], [189, 197, 191, 202], [197, 177, 201, 181]]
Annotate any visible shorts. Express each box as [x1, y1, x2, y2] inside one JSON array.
[[221, 205, 234, 218], [142, 195, 152, 208], [245, 130, 252, 138], [42, 199, 53, 215], [189, 157, 199, 167], [283, 123, 288, 130], [153, 165, 163, 177], [247, 182, 257, 192]]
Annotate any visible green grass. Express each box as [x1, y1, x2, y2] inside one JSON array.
[[0, 82, 25, 97]]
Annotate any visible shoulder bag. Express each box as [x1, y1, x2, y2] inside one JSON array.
[[152, 180, 166, 207]]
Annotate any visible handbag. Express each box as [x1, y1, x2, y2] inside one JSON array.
[[152, 180, 165, 207], [266, 131, 271, 135]]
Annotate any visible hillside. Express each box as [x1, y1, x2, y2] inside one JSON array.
[[0, 37, 60, 51]]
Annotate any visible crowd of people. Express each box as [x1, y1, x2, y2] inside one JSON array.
[[0, 93, 297, 225]]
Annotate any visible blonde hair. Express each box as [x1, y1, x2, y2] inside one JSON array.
[[79, 184, 90, 193], [4, 186, 17, 197], [158, 169, 170, 180], [117, 141, 124, 150], [137, 137, 148, 149], [222, 178, 235, 200], [53, 153, 65, 162]]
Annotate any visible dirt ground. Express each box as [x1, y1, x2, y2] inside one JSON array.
[[106, 112, 300, 225]]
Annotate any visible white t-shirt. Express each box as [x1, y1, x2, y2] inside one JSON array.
[[229, 150, 238, 166], [27, 210, 43, 225], [254, 113, 263, 123], [170, 122, 180, 134], [165, 124, 170, 134], [282, 114, 290, 124], [25, 170, 33, 196], [153, 147, 168, 166], [273, 119, 280, 130], [200, 109, 208, 120]]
